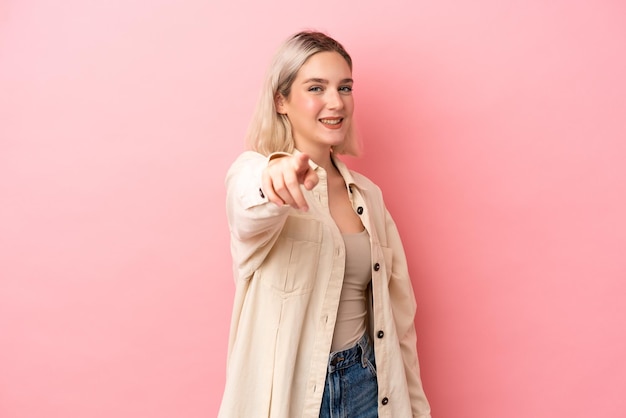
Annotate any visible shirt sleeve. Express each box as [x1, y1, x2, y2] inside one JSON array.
[[225, 151, 292, 278], [385, 208, 432, 418]]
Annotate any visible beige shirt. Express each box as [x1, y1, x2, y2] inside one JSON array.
[[219, 151, 431, 418]]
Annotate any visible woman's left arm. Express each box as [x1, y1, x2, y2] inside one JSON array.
[[385, 209, 432, 417]]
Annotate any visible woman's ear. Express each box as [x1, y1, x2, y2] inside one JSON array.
[[275, 94, 286, 115]]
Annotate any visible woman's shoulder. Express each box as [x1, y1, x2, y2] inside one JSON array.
[[227, 151, 265, 171], [345, 168, 385, 203], [334, 158, 381, 193], [349, 169, 379, 189]]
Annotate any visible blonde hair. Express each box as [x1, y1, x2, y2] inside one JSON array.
[[246, 31, 359, 156]]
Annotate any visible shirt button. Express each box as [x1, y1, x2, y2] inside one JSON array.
[[381, 397, 389, 405], [377, 330, 384, 339], [259, 188, 265, 198], [373, 263, 380, 271], [356, 206, 363, 215]]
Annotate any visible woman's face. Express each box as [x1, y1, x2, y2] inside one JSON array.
[[277, 51, 354, 155]]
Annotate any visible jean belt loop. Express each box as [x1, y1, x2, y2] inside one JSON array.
[[358, 335, 368, 368]]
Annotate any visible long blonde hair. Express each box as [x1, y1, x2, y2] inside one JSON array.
[[246, 31, 359, 156]]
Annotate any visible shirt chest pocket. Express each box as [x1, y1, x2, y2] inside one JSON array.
[[259, 216, 323, 296]]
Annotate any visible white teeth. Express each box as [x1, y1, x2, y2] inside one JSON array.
[[320, 118, 341, 125]]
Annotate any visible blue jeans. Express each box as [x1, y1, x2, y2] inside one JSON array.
[[319, 333, 379, 418]]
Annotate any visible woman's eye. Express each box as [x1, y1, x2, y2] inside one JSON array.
[[308, 86, 323, 92], [339, 86, 353, 93]]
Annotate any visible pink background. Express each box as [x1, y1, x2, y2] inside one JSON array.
[[2, 1, 625, 417]]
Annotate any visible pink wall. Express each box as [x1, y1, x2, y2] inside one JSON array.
[[1, 1, 625, 417]]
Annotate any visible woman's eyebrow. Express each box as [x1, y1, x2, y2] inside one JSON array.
[[302, 78, 328, 84], [302, 78, 354, 84]]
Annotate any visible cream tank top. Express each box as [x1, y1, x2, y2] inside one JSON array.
[[331, 229, 372, 352]]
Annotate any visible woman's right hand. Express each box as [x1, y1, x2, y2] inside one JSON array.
[[261, 152, 319, 211]]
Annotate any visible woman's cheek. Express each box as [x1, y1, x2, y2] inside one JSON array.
[[302, 97, 322, 112]]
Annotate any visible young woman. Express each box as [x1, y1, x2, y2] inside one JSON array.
[[219, 31, 431, 418]]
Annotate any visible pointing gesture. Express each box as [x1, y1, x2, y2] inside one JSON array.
[[261, 152, 319, 211]]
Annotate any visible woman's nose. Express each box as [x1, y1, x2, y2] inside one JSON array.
[[326, 90, 344, 110]]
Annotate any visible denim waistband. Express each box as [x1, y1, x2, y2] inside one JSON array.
[[327, 332, 372, 373]]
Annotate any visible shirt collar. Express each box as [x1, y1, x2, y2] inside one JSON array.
[[331, 153, 368, 191]]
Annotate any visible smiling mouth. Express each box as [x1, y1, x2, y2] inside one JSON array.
[[319, 118, 343, 125]]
